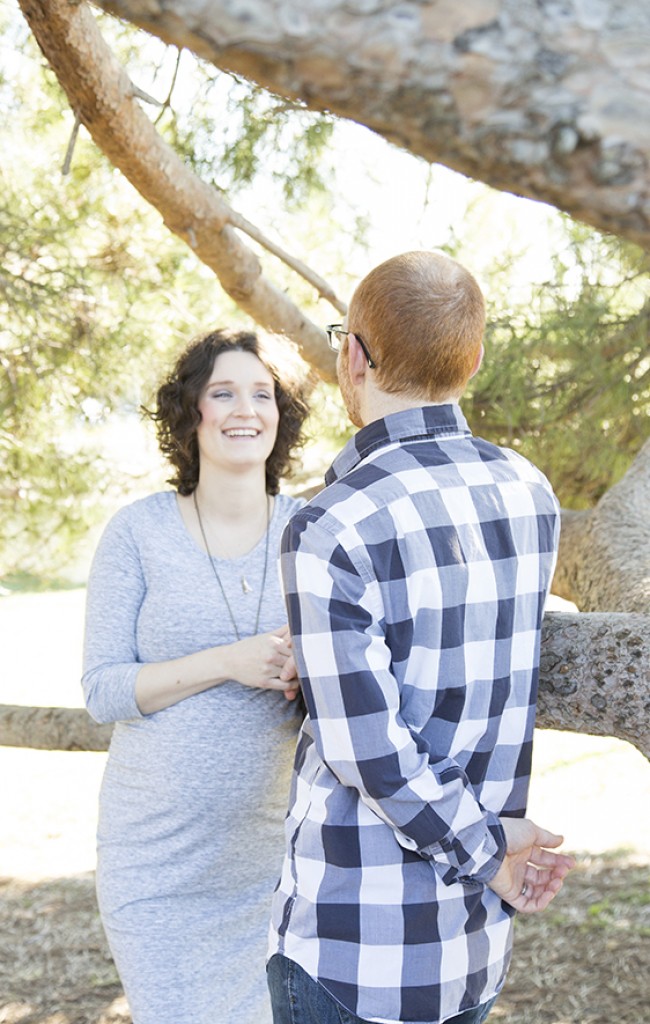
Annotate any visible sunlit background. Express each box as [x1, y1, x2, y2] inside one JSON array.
[[1, 0, 649, 886]]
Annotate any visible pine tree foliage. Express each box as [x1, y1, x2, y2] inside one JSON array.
[[0, 9, 338, 577], [166, 73, 335, 207], [467, 225, 650, 507]]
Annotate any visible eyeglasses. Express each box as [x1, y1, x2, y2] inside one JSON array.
[[325, 324, 377, 369]]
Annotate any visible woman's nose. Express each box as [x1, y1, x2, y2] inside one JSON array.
[[234, 393, 256, 415]]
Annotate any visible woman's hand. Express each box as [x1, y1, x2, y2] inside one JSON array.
[[135, 624, 302, 714], [279, 650, 301, 702], [224, 625, 299, 695]]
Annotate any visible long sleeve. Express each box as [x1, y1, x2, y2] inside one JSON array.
[[82, 509, 145, 724]]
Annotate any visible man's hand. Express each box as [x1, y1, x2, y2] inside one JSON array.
[[488, 817, 576, 914]]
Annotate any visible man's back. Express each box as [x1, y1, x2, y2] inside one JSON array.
[[271, 404, 560, 1024]]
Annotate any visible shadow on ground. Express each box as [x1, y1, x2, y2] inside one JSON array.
[[1, 852, 648, 1024]]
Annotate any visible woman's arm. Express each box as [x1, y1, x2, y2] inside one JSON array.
[[134, 626, 296, 714], [82, 507, 297, 722], [82, 508, 147, 724]]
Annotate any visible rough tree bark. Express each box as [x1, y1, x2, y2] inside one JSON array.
[[88, 0, 650, 249], [2, 611, 648, 756], [14, 0, 650, 757], [537, 612, 649, 755]]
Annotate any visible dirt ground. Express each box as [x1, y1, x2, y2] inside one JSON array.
[[1, 851, 649, 1024]]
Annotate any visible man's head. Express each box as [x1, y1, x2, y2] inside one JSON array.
[[344, 250, 485, 411]]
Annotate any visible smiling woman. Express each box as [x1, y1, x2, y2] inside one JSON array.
[[194, 348, 280, 484], [80, 328, 311, 1024]]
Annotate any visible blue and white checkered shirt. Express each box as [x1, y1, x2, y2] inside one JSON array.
[[269, 404, 560, 1024]]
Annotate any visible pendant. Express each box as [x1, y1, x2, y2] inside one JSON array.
[[241, 576, 253, 595]]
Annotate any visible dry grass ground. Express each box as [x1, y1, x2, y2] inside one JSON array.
[[1, 589, 649, 1023]]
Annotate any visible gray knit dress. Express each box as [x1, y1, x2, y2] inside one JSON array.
[[82, 491, 304, 1024]]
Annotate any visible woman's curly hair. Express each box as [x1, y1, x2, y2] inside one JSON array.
[[147, 329, 311, 496]]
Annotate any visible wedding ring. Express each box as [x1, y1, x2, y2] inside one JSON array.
[[520, 883, 528, 897]]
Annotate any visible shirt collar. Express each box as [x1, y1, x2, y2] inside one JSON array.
[[325, 403, 471, 485]]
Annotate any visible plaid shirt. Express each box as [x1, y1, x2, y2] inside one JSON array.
[[269, 404, 560, 1024]]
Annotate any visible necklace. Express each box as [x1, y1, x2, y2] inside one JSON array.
[[193, 490, 271, 641]]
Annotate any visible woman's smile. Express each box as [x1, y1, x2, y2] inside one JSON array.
[[196, 349, 280, 469]]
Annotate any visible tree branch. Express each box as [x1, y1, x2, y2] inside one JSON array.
[[61, 112, 81, 175], [18, 0, 340, 379], [154, 45, 183, 125], [3, 612, 648, 757], [0, 704, 113, 752], [228, 209, 346, 313], [89, 0, 650, 248], [537, 612, 650, 760]]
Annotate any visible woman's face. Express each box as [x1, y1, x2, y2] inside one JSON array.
[[196, 349, 280, 475]]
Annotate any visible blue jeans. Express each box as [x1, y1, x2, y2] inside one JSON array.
[[267, 954, 497, 1024]]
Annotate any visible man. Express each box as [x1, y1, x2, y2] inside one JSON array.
[[268, 251, 575, 1024]]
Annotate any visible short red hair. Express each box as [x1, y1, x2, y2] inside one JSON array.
[[348, 251, 485, 401]]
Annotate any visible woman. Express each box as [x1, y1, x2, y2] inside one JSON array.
[[82, 329, 310, 1024]]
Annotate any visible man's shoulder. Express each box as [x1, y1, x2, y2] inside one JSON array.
[[289, 480, 354, 525], [475, 437, 557, 489], [283, 475, 377, 554], [291, 433, 557, 536]]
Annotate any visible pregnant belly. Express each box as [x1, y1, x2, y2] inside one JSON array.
[[101, 683, 299, 830], [96, 683, 300, 904]]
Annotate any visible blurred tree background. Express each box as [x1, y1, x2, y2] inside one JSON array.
[[466, 225, 650, 508], [1, 1, 648, 580]]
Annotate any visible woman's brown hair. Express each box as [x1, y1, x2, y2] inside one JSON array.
[[147, 329, 310, 495]]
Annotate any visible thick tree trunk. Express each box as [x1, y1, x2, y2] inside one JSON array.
[[89, 0, 650, 249], [3, 611, 649, 757], [555, 438, 650, 612], [18, 0, 339, 380]]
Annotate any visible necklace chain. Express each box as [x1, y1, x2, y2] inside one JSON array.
[[193, 491, 270, 642]]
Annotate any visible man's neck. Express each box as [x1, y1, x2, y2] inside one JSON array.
[[360, 387, 459, 427]]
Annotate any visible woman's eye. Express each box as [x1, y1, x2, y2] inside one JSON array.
[[255, 391, 273, 400], [210, 390, 232, 399]]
